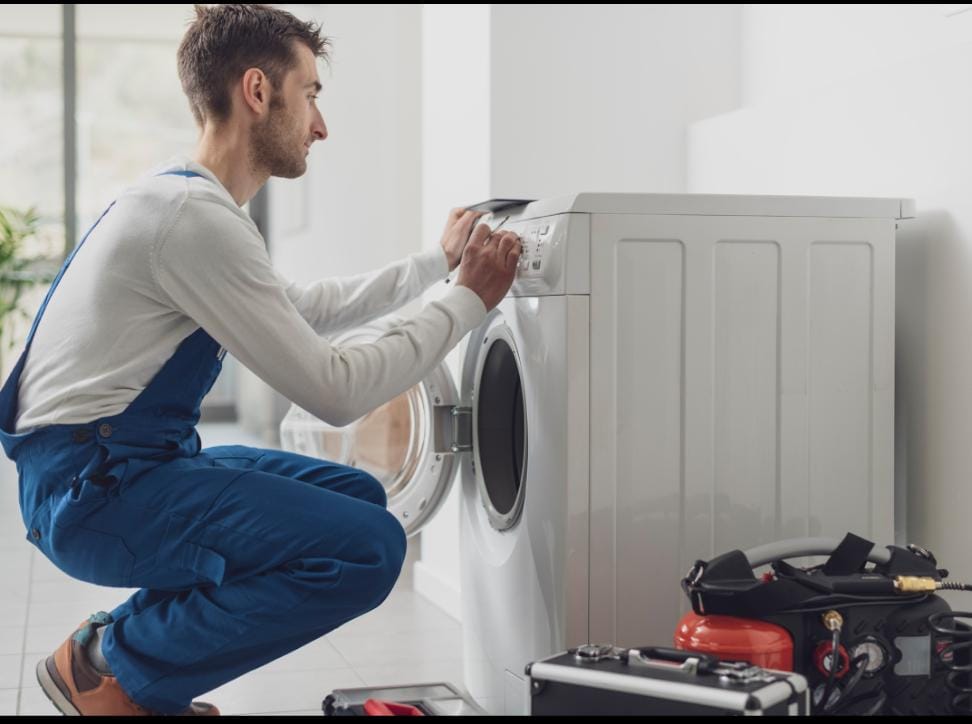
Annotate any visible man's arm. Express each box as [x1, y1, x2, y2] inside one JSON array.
[[283, 246, 449, 336], [284, 207, 486, 336], [153, 201, 485, 426]]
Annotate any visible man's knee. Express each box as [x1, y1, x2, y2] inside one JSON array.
[[372, 508, 406, 588], [282, 506, 406, 617], [354, 470, 387, 509], [348, 507, 406, 610]]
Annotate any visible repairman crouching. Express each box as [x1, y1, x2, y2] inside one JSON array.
[[0, 4, 521, 716]]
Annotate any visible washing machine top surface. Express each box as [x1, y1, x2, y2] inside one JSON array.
[[474, 192, 914, 221]]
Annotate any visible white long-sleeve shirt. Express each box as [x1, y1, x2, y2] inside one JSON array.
[[14, 157, 486, 432]]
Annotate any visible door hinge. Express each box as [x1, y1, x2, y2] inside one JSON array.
[[433, 405, 472, 453]]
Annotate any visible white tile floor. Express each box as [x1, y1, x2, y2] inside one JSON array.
[[0, 423, 465, 716]]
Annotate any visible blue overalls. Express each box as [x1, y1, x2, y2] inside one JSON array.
[[0, 171, 406, 713]]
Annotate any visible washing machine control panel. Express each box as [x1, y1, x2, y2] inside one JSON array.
[[516, 222, 553, 276], [486, 213, 584, 296]]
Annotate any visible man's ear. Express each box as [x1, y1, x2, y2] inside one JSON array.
[[241, 67, 269, 116]]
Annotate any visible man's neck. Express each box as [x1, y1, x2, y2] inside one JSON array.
[[193, 125, 268, 206]]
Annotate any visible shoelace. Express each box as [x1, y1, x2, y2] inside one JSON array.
[[72, 611, 113, 646]]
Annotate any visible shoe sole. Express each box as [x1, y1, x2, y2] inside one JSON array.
[[36, 657, 81, 716]]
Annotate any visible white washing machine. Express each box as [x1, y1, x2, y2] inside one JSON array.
[[280, 192, 913, 715]]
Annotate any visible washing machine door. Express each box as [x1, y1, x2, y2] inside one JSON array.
[[278, 316, 465, 538], [462, 307, 528, 532]]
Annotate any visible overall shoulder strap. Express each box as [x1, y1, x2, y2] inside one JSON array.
[[157, 170, 205, 179]]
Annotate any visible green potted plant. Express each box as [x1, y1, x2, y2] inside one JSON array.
[[0, 206, 56, 372]]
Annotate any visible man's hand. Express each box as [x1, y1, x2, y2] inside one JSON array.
[[455, 223, 521, 311], [440, 208, 486, 271]]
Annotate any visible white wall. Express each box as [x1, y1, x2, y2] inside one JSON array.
[[688, 5, 972, 594], [489, 4, 741, 196], [740, 5, 972, 106]]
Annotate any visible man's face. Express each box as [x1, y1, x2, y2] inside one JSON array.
[[250, 43, 327, 179]]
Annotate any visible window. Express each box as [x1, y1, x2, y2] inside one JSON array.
[[0, 4, 239, 414], [76, 5, 199, 232], [0, 5, 64, 262]]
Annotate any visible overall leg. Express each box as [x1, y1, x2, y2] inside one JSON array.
[[49, 453, 405, 714], [199, 444, 388, 507]]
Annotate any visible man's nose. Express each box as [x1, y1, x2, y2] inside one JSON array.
[[311, 109, 327, 141]]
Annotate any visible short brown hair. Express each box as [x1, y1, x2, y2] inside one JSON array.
[[177, 4, 330, 127]]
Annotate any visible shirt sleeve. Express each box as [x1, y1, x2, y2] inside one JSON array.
[[283, 246, 451, 336], [152, 197, 486, 426]]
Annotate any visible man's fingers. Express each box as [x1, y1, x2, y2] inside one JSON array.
[[449, 208, 469, 228], [496, 232, 520, 255], [451, 208, 482, 226], [460, 211, 478, 231], [456, 212, 486, 246], [469, 222, 492, 246], [505, 244, 521, 271], [461, 228, 521, 269], [497, 231, 518, 249]]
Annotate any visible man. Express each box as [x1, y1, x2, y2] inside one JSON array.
[[0, 4, 520, 716]]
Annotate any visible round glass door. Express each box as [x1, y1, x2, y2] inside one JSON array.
[[278, 318, 460, 537], [345, 385, 427, 499]]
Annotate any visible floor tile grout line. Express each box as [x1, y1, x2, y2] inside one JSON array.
[[17, 546, 36, 714], [325, 634, 356, 671]]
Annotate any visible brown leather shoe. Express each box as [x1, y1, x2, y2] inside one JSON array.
[[36, 612, 220, 716]]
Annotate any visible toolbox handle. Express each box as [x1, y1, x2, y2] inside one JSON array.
[[628, 646, 719, 675]]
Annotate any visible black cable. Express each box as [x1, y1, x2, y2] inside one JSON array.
[[781, 595, 930, 615], [939, 582, 972, 591], [826, 653, 870, 714], [817, 628, 841, 714], [829, 688, 887, 716], [862, 690, 887, 716], [781, 588, 927, 604]]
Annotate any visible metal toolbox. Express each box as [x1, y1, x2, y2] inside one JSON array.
[[526, 645, 809, 716]]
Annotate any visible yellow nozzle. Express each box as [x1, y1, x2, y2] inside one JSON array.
[[894, 576, 939, 593]]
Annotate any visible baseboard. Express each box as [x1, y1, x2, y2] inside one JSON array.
[[413, 561, 461, 623]]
